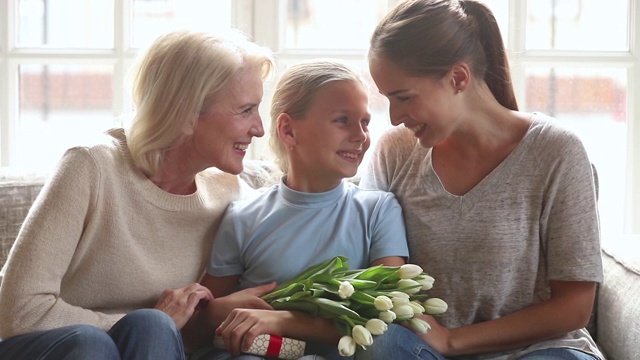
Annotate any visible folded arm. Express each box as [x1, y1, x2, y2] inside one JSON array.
[[419, 280, 597, 357]]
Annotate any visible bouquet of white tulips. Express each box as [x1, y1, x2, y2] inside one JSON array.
[[260, 256, 448, 357]]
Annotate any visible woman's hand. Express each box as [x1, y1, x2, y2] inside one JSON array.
[[216, 308, 290, 356], [410, 314, 453, 355], [154, 283, 213, 329]]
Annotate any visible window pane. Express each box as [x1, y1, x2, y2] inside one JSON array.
[[284, 0, 507, 50], [526, 0, 628, 51], [17, 0, 114, 48], [132, 0, 232, 48], [524, 66, 627, 237], [284, 0, 403, 50], [18, 64, 116, 172]]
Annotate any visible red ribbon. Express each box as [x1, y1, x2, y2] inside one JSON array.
[[266, 334, 283, 358]]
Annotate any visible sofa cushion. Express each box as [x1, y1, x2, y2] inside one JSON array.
[[0, 181, 45, 269], [597, 238, 640, 360]]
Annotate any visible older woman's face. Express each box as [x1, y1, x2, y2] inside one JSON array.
[[191, 67, 265, 175]]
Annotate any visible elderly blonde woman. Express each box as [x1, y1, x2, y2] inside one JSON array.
[[0, 30, 274, 360]]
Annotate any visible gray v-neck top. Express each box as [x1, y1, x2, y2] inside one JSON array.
[[360, 113, 603, 359]]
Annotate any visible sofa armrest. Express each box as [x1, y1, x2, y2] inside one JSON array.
[[597, 240, 640, 360]]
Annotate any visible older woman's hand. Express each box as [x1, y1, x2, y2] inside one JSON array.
[[154, 283, 213, 329]]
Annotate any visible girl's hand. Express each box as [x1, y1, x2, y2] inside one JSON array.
[[154, 283, 213, 329], [216, 308, 289, 356]]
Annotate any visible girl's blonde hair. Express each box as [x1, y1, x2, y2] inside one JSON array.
[[269, 59, 365, 173]]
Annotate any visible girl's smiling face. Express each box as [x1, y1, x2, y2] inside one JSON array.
[[284, 80, 371, 191]]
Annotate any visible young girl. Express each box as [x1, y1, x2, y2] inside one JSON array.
[[199, 60, 409, 359], [359, 1, 604, 359]]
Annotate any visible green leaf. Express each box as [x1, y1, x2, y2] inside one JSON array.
[[349, 291, 377, 305], [308, 297, 363, 319], [313, 282, 339, 294], [261, 256, 350, 302], [333, 318, 352, 336], [268, 256, 349, 292], [271, 300, 320, 316], [352, 265, 400, 282], [261, 282, 306, 302], [345, 279, 378, 290]]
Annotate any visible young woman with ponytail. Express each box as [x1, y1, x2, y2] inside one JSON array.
[[359, 1, 604, 359]]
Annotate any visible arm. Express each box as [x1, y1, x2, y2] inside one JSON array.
[[371, 256, 405, 267], [420, 280, 597, 357], [182, 273, 276, 351], [0, 148, 124, 338], [217, 308, 342, 356], [215, 256, 407, 355]]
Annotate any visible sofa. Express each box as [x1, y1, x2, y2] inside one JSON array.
[[1, 161, 639, 360]]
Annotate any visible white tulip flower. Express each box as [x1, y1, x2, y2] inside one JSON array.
[[416, 275, 435, 290], [365, 318, 388, 335], [390, 291, 410, 306], [338, 281, 355, 299], [338, 335, 357, 356], [379, 310, 396, 323], [392, 304, 414, 320], [388, 291, 410, 299], [397, 264, 423, 279], [352, 325, 374, 347], [397, 279, 422, 294], [423, 297, 448, 315], [374, 295, 393, 311], [409, 300, 426, 315], [408, 317, 431, 334]]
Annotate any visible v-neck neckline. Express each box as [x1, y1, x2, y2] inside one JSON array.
[[421, 118, 535, 203]]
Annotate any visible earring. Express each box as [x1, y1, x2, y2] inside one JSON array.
[[452, 79, 461, 93]]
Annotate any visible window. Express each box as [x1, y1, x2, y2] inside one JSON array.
[[1, 0, 638, 240], [0, 0, 234, 173]]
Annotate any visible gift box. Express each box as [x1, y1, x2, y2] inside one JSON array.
[[214, 334, 306, 359]]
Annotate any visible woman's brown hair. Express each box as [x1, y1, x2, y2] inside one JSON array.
[[370, 0, 518, 110]]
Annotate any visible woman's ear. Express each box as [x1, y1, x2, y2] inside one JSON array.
[[450, 63, 471, 93], [277, 113, 297, 147]]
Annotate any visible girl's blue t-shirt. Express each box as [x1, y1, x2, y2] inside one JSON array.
[[207, 179, 409, 289]]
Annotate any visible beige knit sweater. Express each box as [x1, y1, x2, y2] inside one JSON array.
[[0, 129, 250, 339]]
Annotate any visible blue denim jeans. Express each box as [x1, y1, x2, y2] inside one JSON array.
[[519, 348, 599, 359], [353, 324, 598, 360], [0, 308, 184, 360], [354, 324, 446, 360]]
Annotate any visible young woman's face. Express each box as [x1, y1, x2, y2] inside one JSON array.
[[288, 80, 371, 189], [190, 67, 265, 175], [369, 56, 460, 149]]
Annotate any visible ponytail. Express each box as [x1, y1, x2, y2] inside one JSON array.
[[460, 0, 518, 110], [370, 0, 518, 110]]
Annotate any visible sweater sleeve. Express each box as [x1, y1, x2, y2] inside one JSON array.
[[0, 147, 124, 338]]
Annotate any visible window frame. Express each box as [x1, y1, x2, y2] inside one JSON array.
[[1, 0, 638, 234]]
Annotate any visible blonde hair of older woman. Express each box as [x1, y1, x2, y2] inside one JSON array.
[[269, 59, 366, 173], [126, 30, 274, 176]]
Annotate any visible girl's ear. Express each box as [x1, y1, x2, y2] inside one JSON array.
[[277, 113, 297, 147], [450, 63, 471, 93]]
